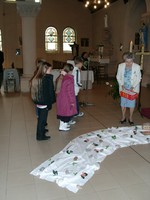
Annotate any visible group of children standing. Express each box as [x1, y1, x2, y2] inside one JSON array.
[[30, 56, 84, 141]]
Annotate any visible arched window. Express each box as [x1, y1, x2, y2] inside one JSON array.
[[63, 27, 76, 52], [45, 26, 58, 52], [0, 30, 2, 51]]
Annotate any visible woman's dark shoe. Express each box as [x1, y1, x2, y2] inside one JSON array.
[[128, 120, 134, 126], [120, 118, 126, 124], [37, 135, 51, 141]]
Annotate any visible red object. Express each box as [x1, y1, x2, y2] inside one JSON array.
[[120, 89, 138, 100], [141, 108, 150, 119]]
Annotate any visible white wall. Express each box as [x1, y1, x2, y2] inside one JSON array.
[[0, 2, 22, 68], [36, 0, 93, 64], [0, 0, 150, 82], [0, 0, 92, 68], [92, 0, 147, 76]]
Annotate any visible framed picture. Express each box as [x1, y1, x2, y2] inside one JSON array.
[[81, 38, 89, 47]]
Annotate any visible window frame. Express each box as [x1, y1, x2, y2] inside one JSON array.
[[63, 27, 76, 53], [45, 26, 58, 53], [0, 29, 2, 51]]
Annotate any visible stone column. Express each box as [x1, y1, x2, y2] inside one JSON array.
[[17, 1, 41, 91]]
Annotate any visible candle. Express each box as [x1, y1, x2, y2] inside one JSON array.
[[141, 44, 144, 53], [129, 41, 133, 52]]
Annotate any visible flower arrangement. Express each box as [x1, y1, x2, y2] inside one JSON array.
[[106, 79, 120, 100]]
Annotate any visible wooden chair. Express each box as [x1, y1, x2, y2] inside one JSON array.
[[96, 64, 108, 84]]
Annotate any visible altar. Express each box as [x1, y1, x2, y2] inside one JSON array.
[[51, 69, 94, 89], [90, 56, 110, 64]]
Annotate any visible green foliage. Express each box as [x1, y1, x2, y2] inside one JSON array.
[[108, 79, 120, 100]]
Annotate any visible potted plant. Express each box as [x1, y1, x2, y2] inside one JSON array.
[[106, 78, 120, 100]]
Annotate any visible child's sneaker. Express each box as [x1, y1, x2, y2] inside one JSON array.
[[68, 120, 76, 125], [77, 112, 84, 117]]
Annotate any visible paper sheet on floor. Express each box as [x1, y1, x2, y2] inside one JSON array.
[[30, 126, 150, 193]]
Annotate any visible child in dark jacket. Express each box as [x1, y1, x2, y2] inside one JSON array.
[[31, 61, 55, 140]]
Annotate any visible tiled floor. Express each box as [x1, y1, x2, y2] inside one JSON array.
[[0, 82, 150, 200]]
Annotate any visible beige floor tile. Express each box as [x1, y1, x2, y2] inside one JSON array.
[[8, 157, 32, 171], [123, 153, 150, 168], [96, 187, 130, 200], [0, 187, 6, 200], [0, 170, 7, 188], [111, 146, 137, 157], [5, 184, 37, 200], [66, 181, 95, 196], [145, 180, 150, 187], [102, 156, 132, 173], [67, 192, 101, 200], [10, 120, 27, 135], [90, 172, 120, 191], [110, 168, 144, 186], [7, 170, 34, 187], [8, 148, 30, 162], [122, 182, 150, 200], [0, 83, 150, 200], [0, 135, 10, 151], [35, 182, 67, 200], [0, 120, 11, 135], [132, 164, 150, 182]]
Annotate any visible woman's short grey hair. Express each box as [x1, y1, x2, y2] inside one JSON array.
[[123, 52, 135, 61]]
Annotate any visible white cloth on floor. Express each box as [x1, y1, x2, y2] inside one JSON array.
[[30, 126, 150, 193]]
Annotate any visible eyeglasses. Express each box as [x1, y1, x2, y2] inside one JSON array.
[[125, 59, 133, 64]]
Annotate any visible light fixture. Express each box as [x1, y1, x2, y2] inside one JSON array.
[[85, 0, 110, 9], [5, 0, 42, 3]]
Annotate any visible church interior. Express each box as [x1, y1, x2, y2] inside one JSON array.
[[0, 0, 150, 199]]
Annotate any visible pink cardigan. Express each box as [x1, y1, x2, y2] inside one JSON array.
[[56, 74, 77, 117]]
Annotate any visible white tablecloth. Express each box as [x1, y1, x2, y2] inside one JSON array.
[[51, 69, 94, 89], [80, 70, 94, 89]]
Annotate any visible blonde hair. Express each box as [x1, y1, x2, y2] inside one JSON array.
[[34, 61, 52, 79], [31, 61, 52, 102]]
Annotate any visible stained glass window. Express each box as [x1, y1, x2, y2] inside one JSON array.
[[63, 27, 76, 52], [45, 27, 58, 52], [0, 30, 2, 51]]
